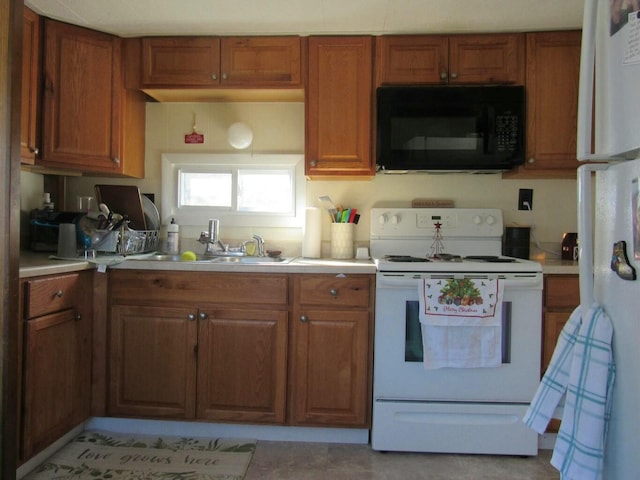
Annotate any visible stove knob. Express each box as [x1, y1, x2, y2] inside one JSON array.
[[473, 215, 482, 225], [390, 214, 399, 225], [378, 214, 388, 225], [486, 215, 496, 225]]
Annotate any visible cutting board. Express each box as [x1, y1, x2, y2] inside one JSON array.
[[94, 184, 147, 231]]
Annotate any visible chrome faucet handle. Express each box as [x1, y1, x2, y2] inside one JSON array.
[[198, 231, 210, 244]]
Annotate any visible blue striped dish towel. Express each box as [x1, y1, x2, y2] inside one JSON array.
[[523, 304, 615, 480]]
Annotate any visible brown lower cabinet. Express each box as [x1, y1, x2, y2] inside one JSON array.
[[20, 271, 93, 463], [542, 273, 579, 431], [107, 270, 373, 428]]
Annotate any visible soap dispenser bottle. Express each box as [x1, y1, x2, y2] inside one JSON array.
[[166, 218, 179, 254]]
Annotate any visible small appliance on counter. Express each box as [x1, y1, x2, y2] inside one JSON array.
[[502, 226, 531, 259], [30, 210, 81, 252], [561, 232, 578, 260]]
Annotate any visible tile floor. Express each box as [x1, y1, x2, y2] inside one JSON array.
[[245, 442, 559, 480]]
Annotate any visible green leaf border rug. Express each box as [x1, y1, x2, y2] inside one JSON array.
[[24, 430, 256, 480]]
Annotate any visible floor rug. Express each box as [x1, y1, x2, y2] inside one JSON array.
[[23, 430, 256, 480]]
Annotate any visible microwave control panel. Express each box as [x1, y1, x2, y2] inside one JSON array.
[[495, 114, 519, 152]]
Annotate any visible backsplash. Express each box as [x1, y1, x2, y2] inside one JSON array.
[[21, 102, 579, 258]]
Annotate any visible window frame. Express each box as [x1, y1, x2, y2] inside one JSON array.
[[161, 153, 305, 228]]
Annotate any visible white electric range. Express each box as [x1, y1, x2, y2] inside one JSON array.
[[370, 207, 543, 456]]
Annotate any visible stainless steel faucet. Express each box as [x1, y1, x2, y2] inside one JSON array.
[[198, 219, 228, 256]]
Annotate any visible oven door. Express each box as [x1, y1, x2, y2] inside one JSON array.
[[373, 272, 542, 403]]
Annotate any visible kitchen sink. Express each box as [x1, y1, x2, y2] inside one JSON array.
[[209, 255, 294, 265], [131, 253, 294, 265]]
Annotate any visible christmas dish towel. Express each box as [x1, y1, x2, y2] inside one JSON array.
[[418, 278, 504, 369]]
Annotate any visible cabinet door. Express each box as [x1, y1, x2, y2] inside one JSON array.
[[109, 305, 198, 419], [375, 35, 448, 85], [524, 31, 582, 173], [41, 20, 123, 173], [306, 36, 374, 177], [220, 36, 302, 86], [290, 308, 371, 427], [22, 308, 91, 459], [21, 7, 41, 165], [142, 37, 221, 87], [197, 308, 288, 424], [449, 34, 525, 84]]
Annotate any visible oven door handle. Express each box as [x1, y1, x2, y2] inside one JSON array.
[[377, 275, 542, 289]]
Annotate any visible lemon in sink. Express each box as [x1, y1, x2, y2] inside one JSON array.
[[180, 250, 197, 261]]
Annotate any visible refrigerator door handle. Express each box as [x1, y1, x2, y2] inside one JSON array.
[[577, 0, 597, 161], [578, 163, 610, 311]]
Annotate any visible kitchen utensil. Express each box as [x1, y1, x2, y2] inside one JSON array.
[[94, 185, 147, 230]]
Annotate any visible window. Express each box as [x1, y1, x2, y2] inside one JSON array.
[[161, 154, 305, 228]]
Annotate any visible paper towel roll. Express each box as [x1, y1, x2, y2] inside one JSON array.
[[302, 207, 322, 258]]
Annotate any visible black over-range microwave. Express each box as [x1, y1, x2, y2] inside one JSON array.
[[376, 85, 525, 172]]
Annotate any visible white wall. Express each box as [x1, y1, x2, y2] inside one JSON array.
[[63, 101, 578, 257]]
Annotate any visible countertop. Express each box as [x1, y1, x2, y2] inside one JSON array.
[[20, 251, 578, 278], [19, 251, 377, 277]]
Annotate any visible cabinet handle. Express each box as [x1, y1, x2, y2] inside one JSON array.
[[310, 160, 317, 167], [54, 290, 63, 298], [222, 73, 228, 80], [75, 313, 82, 321], [329, 288, 338, 297], [211, 73, 218, 81], [112, 157, 120, 165], [30, 146, 39, 155], [450, 72, 458, 80], [440, 72, 447, 80], [187, 313, 196, 321], [299, 315, 308, 323], [199, 312, 208, 320], [528, 157, 535, 164]]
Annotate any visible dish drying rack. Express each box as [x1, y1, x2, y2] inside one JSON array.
[[94, 225, 160, 255]]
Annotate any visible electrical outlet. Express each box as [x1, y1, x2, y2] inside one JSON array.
[[518, 189, 533, 210]]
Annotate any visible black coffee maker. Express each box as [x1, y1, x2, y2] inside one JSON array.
[[561, 232, 578, 260]]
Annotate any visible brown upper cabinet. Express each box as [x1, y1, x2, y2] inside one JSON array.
[[306, 36, 375, 178], [142, 36, 303, 88], [518, 31, 582, 176], [375, 33, 525, 86], [21, 7, 41, 165], [39, 20, 146, 178]]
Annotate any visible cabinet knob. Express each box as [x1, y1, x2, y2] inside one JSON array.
[[112, 157, 120, 165], [211, 74, 218, 81], [450, 72, 458, 80], [54, 290, 63, 298], [299, 315, 308, 323], [310, 160, 317, 167], [188, 313, 196, 321], [30, 146, 39, 155], [222, 73, 228, 80], [440, 72, 447, 80], [528, 157, 535, 164], [329, 288, 338, 297], [75, 313, 82, 321], [199, 312, 208, 320]]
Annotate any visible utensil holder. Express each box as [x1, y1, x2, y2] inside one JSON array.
[[330, 223, 354, 259]]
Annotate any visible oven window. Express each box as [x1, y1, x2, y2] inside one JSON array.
[[405, 301, 512, 363]]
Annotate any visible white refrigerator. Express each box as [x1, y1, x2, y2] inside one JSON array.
[[578, 0, 640, 478]]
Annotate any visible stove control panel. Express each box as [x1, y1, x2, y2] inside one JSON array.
[[371, 208, 504, 238]]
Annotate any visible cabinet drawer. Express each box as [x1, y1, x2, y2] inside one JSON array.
[[544, 275, 579, 308], [25, 273, 82, 318], [297, 275, 371, 308], [109, 271, 288, 306]]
